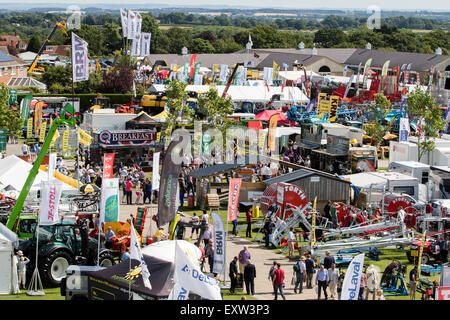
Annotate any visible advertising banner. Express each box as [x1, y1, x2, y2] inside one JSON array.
[[399, 117, 410, 142], [212, 212, 226, 274], [267, 114, 279, 152], [98, 130, 156, 147], [189, 54, 197, 78], [173, 241, 222, 300], [100, 178, 120, 224], [103, 153, 115, 179], [340, 253, 365, 300], [130, 220, 151, 289], [329, 96, 339, 122], [141, 33, 151, 56], [34, 101, 43, 136], [39, 121, 47, 143], [219, 64, 228, 84], [127, 10, 136, 39], [131, 33, 142, 57], [78, 127, 92, 146], [62, 129, 69, 153], [39, 180, 63, 225], [152, 152, 160, 191], [71, 33, 89, 82], [20, 95, 32, 126], [157, 140, 182, 227], [48, 152, 57, 181], [26, 117, 33, 139], [227, 178, 242, 221], [120, 8, 128, 38]]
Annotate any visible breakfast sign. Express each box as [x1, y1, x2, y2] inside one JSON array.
[[99, 130, 157, 147]]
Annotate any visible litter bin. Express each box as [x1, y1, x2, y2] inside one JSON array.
[[252, 206, 260, 218], [188, 194, 195, 208]]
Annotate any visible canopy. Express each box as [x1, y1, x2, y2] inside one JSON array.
[[126, 112, 159, 129], [262, 126, 301, 137], [141, 240, 202, 264], [0, 155, 77, 194], [151, 110, 168, 122], [255, 110, 288, 121], [0, 223, 18, 295]]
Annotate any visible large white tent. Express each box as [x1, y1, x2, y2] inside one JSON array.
[[141, 240, 202, 264], [0, 223, 18, 295], [0, 155, 77, 193]]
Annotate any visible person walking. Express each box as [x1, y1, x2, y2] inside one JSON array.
[[359, 270, 367, 300], [238, 246, 251, 279], [268, 261, 277, 294], [143, 178, 152, 204], [288, 227, 295, 259], [200, 225, 213, 248], [231, 214, 239, 236], [205, 240, 215, 275], [305, 254, 316, 289], [409, 265, 418, 300], [273, 263, 286, 300], [229, 256, 239, 294], [323, 251, 335, 270], [328, 263, 340, 300], [190, 212, 200, 239], [246, 208, 253, 238], [125, 177, 133, 205], [293, 256, 307, 294], [315, 264, 329, 300], [243, 259, 256, 296], [135, 179, 142, 205], [337, 271, 345, 300]]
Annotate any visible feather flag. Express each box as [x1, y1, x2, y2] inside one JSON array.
[[129, 220, 152, 290], [120, 9, 128, 38]]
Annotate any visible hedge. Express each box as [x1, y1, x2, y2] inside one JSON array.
[[17, 93, 144, 113]]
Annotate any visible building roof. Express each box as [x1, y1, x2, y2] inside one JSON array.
[[7, 77, 47, 90], [0, 34, 26, 49], [0, 51, 26, 67], [147, 53, 269, 69], [263, 168, 351, 185], [42, 45, 71, 56], [188, 162, 249, 178], [344, 48, 450, 72]]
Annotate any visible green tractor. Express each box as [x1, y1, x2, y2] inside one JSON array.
[[11, 213, 38, 240], [18, 218, 115, 287]]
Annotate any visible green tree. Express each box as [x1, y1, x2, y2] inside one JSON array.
[[191, 38, 215, 53], [27, 35, 42, 53], [365, 93, 392, 147], [314, 28, 347, 48], [163, 80, 192, 133], [40, 65, 72, 93], [0, 85, 23, 137], [74, 71, 103, 93], [406, 88, 446, 161]]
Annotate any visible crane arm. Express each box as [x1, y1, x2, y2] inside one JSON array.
[[6, 118, 76, 230]]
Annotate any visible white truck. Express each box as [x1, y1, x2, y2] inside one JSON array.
[[81, 110, 138, 134], [388, 161, 430, 184], [429, 166, 450, 199]]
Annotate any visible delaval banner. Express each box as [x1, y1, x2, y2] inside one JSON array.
[[102, 153, 115, 179], [100, 178, 120, 224], [71, 33, 89, 82], [174, 241, 222, 300], [399, 117, 410, 142], [157, 140, 182, 227], [227, 178, 242, 221], [120, 9, 128, 38], [39, 180, 63, 225], [212, 211, 226, 274], [152, 152, 160, 191], [340, 253, 365, 300]]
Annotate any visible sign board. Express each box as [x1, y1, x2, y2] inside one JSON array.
[[438, 287, 450, 300], [98, 130, 156, 146], [8, 89, 17, 105], [329, 96, 339, 122], [0, 129, 6, 151], [310, 176, 320, 182], [326, 134, 350, 156]]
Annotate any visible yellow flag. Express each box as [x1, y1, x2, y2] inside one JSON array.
[[78, 127, 92, 146], [318, 100, 330, 118], [317, 93, 327, 117], [51, 129, 60, 147], [417, 230, 427, 279], [329, 96, 339, 122], [311, 197, 317, 247], [39, 121, 47, 143], [273, 61, 280, 81], [62, 129, 69, 153], [26, 117, 33, 139], [156, 131, 161, 142]]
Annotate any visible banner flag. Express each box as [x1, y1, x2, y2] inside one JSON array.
[[189, 54, 197, 78], [48, 152, 57, 181], [344, 75, 354, 99], [34, 101, 43, 136], [103, 153, 115, 179], [135, 12, 142, 36], [129, 220, 152, 290], [317, 93, 327, 114], [100, 178, 120, 224], [120, 8, 128, 38], [267, 114, 279, 151], [62, 129, 69, 153], [273, 61, 280, 81], [157, 140, 182, 227], [127, 10, 136, 39], [355, 63, 362, 94], [219, 64, 228, 85], [227, 178, 242, 221], [26, 117, 33, 139], [39, 121, 47, 143], [131, 33, 142, 57], [20, 94, 32, 126], [141, 33, 151, 56], [39, 180, 63, 225], [381, 60, 390, 76], [399, 118, 410, 142], [78, 127, 92, 146], [51, 129, 60, 147], [173, 241, 222, 300], [340, 253, 365, 300], [362, 58, 372, 88], [71, 33, 89, 82], [152, 152, 160, 191], [263, 67, 273, 86], [329, 96, 339, 122], [212, 211, 226, 274], [168, 282, 190, 300]]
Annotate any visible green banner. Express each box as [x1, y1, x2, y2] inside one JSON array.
[[20, 94, 33, 126], [8, 89, 18, 105], [0, 129, 7, 152]]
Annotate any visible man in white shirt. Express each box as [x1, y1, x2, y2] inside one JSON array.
[[288, 227, 295, 259], [397, 206, 406, 236], [328, 263, 340, 300]]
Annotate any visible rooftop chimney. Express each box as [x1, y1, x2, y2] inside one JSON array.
[[435, 47, 442, 55], [365, 42, 372, 50]]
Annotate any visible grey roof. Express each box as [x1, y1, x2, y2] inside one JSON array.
[[188, 162, 247, 178], [147, 53, 269, 69], [255, 51, 326, 69], [7, 77, 47, 89], [262, 168, 351, 185], [0, 51, 14, 62], [344, 49, 450, 71], [239, 48, 357, 64]]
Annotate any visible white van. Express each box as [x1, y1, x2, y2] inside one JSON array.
[[388, 161, 430, 184]]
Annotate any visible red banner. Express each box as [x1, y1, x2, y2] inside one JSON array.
[[227, 178, 242, 221], [438, 287, 450, 300], [189, 54, 197, 78], [103, 153, 115, 179]]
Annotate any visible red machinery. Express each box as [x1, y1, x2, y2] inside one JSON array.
[[260, 182, 309, 220], [381, 194, 420, 228]]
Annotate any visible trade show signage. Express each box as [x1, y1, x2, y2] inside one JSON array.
[[99, 130, 156, 146]]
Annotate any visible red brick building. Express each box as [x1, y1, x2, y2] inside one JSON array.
[[0, 51, 28, 85]]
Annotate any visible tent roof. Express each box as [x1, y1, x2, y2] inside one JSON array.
[[0, 155, 76, 192], [127, 112, 158, 124], [141, 239, 202, 263], [255, 110, 287, 121]]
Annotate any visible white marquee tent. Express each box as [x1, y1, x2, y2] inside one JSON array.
[[0, 223, 19, 295]]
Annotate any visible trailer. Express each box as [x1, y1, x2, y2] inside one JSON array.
[[388, 161, 430, 184]]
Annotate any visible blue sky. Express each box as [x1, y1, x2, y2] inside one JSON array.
[[0, 0, 449, 11]]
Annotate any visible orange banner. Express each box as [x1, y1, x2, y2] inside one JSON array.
[[103, 153, 115, 179], [34, 101, 44, 136], [267, 114, 279, 152]]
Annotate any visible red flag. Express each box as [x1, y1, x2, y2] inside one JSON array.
[[103, 153, 115, 179], [189, 54, 197, 78], [265, 81, 270, 92], [227, 178, 242, 221]]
